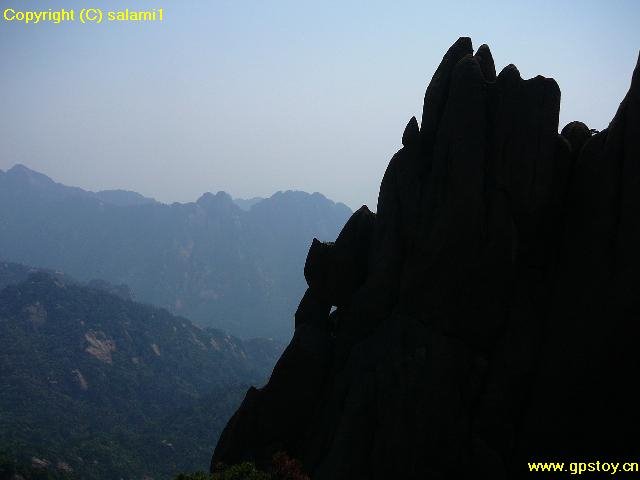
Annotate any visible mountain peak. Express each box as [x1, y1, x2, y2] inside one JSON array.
[[8, 163, 35, 173], [1, 163, 91, 201], [7, 163, 55, 184], [211, 38, 640, 478], [196, 191, 238, 211]]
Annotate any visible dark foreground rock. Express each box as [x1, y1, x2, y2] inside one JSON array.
[[211, 38, 640, 479]]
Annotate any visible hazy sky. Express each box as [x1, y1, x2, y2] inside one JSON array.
[[1, 1, 639, 209]]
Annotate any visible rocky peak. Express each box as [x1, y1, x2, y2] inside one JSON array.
[[197, 191, 236, 207], [211, 38, 640, 479]]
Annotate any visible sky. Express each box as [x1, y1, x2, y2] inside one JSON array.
[[1, 1, 639, 210]]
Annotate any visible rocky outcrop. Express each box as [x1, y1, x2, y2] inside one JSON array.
[[211, 38, 640, 479]]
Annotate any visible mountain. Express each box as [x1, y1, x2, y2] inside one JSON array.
[[0, 262, 133, 301], [0, 268, 282, 480], [0, 261, 47, 291], [211, 39, 640, 479], [0, 164, 157, 206], [0, 167, 352, 339], [94, 189, 157, 207]]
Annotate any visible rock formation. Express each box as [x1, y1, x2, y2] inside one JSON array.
[[211, 38, 640, 479]]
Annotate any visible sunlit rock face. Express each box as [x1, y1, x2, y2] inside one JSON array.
[[211, 38, 640, 479]]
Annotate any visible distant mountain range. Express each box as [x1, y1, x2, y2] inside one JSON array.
[[0, 262, 282, 479], [0, 164, 352, 339]]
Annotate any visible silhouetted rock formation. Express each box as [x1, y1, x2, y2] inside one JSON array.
[[211, 38, 640, 479]]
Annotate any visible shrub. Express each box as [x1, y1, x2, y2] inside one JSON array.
[[175, 452, 309, 480], [175, 462, 269, 480], [271, 452, 309, 480]]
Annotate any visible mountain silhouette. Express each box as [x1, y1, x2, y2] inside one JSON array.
[[211, 38, 640, 479]]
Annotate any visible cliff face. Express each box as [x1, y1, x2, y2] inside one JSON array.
[[211, 38, 640, 479]]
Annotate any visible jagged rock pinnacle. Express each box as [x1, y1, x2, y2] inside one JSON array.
[[211, 39, 640, 479]]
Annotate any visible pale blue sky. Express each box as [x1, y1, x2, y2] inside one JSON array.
[[1, 0, 639, 209]]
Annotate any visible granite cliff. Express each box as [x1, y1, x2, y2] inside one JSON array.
[[211, 38, 640, 479]]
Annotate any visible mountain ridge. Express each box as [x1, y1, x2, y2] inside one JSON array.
[[0, 164, 350, 212], [0, 166, 352, 339], [0, 266, 282, 479]]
